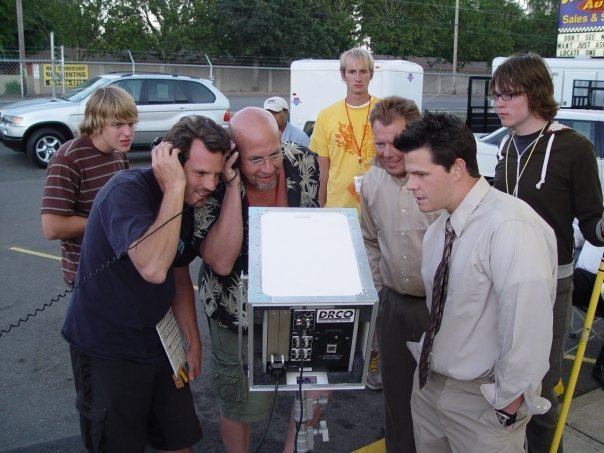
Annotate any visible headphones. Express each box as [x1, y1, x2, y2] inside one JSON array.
[[152, 136, 186, 166]]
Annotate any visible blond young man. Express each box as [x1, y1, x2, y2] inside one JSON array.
[[310, 47, 378, 212], [41, 85, 138, 285]]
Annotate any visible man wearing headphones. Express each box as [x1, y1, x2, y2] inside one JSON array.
[[62, 115, 236, 452]]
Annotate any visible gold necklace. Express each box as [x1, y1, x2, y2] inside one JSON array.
[[504, 122, 548, 197]]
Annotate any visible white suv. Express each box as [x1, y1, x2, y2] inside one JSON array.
[[0, 73, 231, 168], [476, 109, 604, 188]]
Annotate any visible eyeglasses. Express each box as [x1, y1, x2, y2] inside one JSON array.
[[490, 91, 523, 102], [246, 150, 283, 166]]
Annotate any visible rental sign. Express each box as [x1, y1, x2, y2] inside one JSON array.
[[43, 64, 89, 87]]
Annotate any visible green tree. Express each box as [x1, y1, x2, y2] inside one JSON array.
[[0, 0, 105, 57], [0, 0, 83, 54], [457, 0, 524, 65], [357, 0, 439, 58], [358, 0, 555, 66], [526, 0, 559, 14], [1, 0, 561, 65], [214, 0, 358, 64], [94, 1, 152, 54], [28, 0, 105, 56], [139, 0, 219, 59], [514, 0, 560, 56], [0, 0, 17, 53]]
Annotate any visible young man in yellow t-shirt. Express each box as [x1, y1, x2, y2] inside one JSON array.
[[310, 47, 378, 212]]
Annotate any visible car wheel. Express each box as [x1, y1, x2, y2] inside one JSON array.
[[26, 128, 67, 168]]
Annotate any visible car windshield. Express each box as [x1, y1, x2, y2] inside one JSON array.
[[58, 77, 110, 102]]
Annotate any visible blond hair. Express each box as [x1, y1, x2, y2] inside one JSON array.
[[79, 86, 138, 136], [340, 47, 374, 77]]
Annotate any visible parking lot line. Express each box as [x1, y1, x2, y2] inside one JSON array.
[[8, 246, 200, 290], [9, 246, 61, 260], [353, 438, 385, 453]]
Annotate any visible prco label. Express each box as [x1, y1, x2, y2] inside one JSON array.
[[316, 309, 355, 323]]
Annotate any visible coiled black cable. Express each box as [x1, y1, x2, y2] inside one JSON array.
[[0, 201, 197, 338]]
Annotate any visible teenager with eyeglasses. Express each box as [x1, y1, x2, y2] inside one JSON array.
[[491, 52, 604, 453]]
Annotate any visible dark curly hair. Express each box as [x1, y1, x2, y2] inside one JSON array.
[[164, 115, 230, 164]]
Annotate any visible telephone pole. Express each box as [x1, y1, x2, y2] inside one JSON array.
[[452, 0, 460, 95], [16, 0, 27, 96]]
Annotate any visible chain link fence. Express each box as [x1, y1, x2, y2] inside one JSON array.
[[0, 58, 489, 101]]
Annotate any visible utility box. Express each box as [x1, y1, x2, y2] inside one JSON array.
[[290, 59, 424, 134], [246, 207, 379, 392]]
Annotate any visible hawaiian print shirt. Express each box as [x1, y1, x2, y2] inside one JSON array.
[[194, 141, 320, 333]]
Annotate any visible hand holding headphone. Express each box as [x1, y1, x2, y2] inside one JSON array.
[[224, 147, 240, 186], [151, 138, 186, 193]]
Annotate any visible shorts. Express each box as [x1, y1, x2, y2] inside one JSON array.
[[69, 345, 202, 452], [208, 317, 274, 423]]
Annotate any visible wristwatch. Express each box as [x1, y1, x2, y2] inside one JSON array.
[[495, 408, 517, 427]]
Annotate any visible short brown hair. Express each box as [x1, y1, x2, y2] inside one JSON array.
[[490, 53, 558, 121], [370, 96, 420, 127], [78, 86, 138, 136]]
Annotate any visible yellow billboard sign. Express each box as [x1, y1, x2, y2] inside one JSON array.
[[43, 64, 89, 87]]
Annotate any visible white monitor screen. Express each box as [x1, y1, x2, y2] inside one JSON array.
[[259, 210, 363, 297]]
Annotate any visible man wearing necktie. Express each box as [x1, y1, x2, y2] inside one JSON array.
[[396, 112, 557, 453]]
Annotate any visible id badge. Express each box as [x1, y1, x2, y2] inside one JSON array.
[[354, 175, 363, 193]]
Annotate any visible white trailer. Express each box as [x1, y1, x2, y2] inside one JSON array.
[[492, 56, 604, 108], [290, 59, 424, 133]]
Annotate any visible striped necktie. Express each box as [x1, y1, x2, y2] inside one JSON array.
[[418, 217, 456, 389]]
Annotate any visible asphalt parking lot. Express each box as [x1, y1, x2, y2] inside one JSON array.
[[1, 92, 602, 452], [0, 144, 388, 452]]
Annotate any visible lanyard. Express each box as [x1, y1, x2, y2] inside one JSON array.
[[344, 97, 372, 167]]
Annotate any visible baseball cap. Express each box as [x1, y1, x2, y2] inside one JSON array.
[[264, 96, 289, 112]]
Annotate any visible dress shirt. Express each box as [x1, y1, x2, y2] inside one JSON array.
[[410, 177, 557, 414], [361, 167, 439, 296]]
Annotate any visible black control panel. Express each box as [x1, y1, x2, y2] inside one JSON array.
[[288, 308, 356, 372]]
